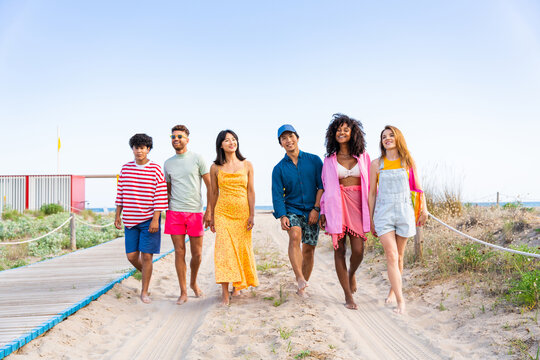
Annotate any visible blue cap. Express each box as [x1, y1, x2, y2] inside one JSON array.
[[277, 124, 298, 139]]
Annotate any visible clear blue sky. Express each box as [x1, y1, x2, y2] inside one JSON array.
[[1, 0, 539, 207]]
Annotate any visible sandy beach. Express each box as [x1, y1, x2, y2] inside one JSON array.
[[6, 211, 538, 359]]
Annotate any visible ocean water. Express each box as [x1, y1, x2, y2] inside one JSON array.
[[472, 202, 540, 207], [88, 206, 275, 213]]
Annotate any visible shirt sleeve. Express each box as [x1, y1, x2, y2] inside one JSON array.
[[199, 154, 209, 175], [153, 165, 169, 211], [271, 165, 287, 219], [115, 166, 124, 206], [315, 155, 324, 190]]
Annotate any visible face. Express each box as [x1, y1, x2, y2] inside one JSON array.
[[381, 129, 396, 150], [171, 130, 189, 152], [335, 123, 351, 144], [132, 145, 150, 162], [221, 132, 238, 153], [279, 132, 298, 152]]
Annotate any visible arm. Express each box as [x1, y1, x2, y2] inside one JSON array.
[[150, 167, 168, 233], [208, 164, 219, 233], [368, 159, 380, 236], [271, 166, 290, 230], [114, 205, 123, 229], [246, 161, 255, 230], [202, 173, 212, 228]]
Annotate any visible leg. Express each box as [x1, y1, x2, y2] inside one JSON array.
[[348, 236, 365, 294], [386, 235, 407, 304], [171, 234, 188, 304], [380, 232, 406, 314], [189, 236, 204, 297], [287, 227, 308, 296], [220, 282, 230, 306], [126, 251, 142, 271], [301, 243, 316, 281], [140, 252, 154, 304], [334, 238, 357, 309]]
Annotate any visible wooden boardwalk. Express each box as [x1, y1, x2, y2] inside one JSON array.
[[0, 235, 174, 358]]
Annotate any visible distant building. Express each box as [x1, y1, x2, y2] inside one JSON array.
[[0, 175, 85, 214]]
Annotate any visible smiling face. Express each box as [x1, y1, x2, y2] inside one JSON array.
[[279, 131, 298, 152], [221, 132, 238, 153], [381, 128, 396, 150], [171, 130, 189, 153], [335, 123, 352, 144]]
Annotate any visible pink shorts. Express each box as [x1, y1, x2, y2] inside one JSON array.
[[164, 211, 204, 237]]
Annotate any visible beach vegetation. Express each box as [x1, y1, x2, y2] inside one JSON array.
[[278, 326, 293, 340], [1, 207, 22, 221], [507, 269, 540, 309], [273, 284, 288, 307], [132, 270, 142, 281], [294, 350, 310, 359], [40, 203, 64, 215], [453, 243, 494, 271], [286, 340, 293, 353]]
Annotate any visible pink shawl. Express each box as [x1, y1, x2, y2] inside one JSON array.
[[320, 152, 371, 239]]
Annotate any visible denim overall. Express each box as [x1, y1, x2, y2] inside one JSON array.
[[373, 158, 416, 237]]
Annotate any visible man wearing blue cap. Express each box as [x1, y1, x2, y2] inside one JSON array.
[[272, 124, 323, 297]]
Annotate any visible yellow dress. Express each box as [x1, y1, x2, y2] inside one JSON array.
[[214, 168, 259, 290]]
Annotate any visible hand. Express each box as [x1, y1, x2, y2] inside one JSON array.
[[370, 220, 378, 238], [417, 211, 428, 227], [203, 210, 212, 228], [319, 214, 326, 230], [247, 216, 254, 231], [114, 217, 122, 230], [280, 216, 291, 230], [308, 209, 319, 225], [148, 218, 159, 233], [209, 218, 216, 233]]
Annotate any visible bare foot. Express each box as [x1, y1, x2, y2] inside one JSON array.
[[176, 293, 188, 305], [297, 279, 308, 291], [349, 272, 357, 293], [385, 290, 396, 304], [191, 284, 204, 297], [296, 288, 308, 298], [231, 288, 242, 297], [140, 294, 151, 304], [394, 301, 406, 315], [345, 298, 358, 310], [220, 294, 230, 306]]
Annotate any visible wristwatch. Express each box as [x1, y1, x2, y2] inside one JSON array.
[[312, 206, 320, 213]]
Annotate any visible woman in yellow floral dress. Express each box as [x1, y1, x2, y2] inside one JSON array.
[[209, 130, 258, 305]]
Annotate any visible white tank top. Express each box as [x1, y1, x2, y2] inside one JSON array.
[[337, 162, 360, 179]]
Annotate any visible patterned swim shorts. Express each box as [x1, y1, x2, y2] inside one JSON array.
[[287, 213, 319, 246]]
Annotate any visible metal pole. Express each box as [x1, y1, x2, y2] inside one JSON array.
[[414, 226, 423, 262], [496, 192, 500, 207], [70, 213, 76, 250]]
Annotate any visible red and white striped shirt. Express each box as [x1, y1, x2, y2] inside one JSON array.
[[115, 160, 168, 228]]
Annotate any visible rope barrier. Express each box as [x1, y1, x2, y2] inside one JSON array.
[[74, 216, 114, 228], [428, 213, 540, 259], [0, 216, 73, 245]]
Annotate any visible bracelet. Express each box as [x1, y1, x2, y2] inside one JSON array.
[[312, 206, 320, 213]]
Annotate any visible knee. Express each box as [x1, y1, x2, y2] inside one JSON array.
[[191, 251, 202, 263], [385, 250, 399, 264], [334, 246, 346, 258], [126, 252, 139, 263], [175, 248, 186, 257], [141, 253, 153, 263], [351, 247, 364, 260]]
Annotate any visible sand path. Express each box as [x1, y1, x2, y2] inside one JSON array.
[[8, 213, 455, 359]]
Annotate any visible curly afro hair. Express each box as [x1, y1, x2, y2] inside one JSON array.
[[129, 133, 153, 150], [325, 113, 366, 157]]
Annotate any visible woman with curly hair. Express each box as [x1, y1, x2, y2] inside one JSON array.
[[368, 125, 428, 314], [319, 113, 371, 310]]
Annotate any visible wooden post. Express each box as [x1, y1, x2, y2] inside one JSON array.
[[496, 192, 500, 207], [70, 213, 76, 250], [414, 226, 423, 262]]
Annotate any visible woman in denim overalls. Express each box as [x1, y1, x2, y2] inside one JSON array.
[[368, 126, 428, 314]]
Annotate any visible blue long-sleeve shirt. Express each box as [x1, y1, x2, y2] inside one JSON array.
[[272, 150, 323, 219]]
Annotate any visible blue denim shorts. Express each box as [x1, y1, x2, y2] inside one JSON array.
[[124, 218, 161, 254]]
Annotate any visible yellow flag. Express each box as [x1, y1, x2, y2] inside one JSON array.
[[58, 137, 61, 152]]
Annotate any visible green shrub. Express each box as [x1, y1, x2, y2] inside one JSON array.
[[28, 233, 64, 257], [40, 203, 65, 215], [454, 243, 494, 271], [507, 269, 540, 309], [1, 208, 21, 221]]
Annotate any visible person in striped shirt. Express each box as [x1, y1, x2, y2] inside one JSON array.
[[114, 133, 168, 304]]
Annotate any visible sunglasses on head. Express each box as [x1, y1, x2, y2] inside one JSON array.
[[170, 135, 186, 140]]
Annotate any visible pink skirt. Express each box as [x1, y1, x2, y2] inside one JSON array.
[[329, 185, 367, 249]]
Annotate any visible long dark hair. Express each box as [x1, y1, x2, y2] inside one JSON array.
[[325, 113, 366, 157], [214, 129, 246, 165]]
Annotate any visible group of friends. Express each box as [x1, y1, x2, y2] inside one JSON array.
[[114, 113, 428, 315]]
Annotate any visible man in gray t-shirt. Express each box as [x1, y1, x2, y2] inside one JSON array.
[[164, 124, 211, 305]]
